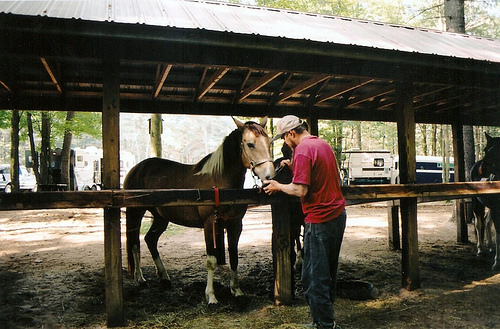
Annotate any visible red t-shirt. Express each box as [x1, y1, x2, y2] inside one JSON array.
[[292, 136, 346, 224]]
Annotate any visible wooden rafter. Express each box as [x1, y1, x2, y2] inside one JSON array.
[[237, 71, 282, 102], [40, 57, 62, 94], [315, 78, 374, 104], [347, 85, 394, 108], [0, 80, 12, 92], [277, 74, 330, 103], [197, 67, 229, 101], [153, 64, 172, 98]]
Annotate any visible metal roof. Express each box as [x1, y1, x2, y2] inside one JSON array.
[[0, 0, 499, 125], [2, 0, 499, 63]]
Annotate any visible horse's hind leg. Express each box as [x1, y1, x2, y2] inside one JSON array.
[[145, 209, 171, 288], [126, 207, 147, 285]]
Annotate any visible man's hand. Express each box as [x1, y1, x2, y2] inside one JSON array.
[[263, 180, 308, 198], [263, 180, 281, 195]]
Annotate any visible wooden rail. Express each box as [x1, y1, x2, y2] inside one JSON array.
[[1, 181, 500, 210]]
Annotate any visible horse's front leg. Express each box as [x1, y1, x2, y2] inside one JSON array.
[[485, 211, 494, 251], [473, 199, 487, 256], [204, 217, 219, 306], [227, 218, 244, 297], [490, 208, 500, 271]]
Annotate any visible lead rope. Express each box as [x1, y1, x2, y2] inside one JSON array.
[[212, 186, 220, 249]]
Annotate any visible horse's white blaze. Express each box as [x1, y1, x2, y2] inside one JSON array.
[[132, 245, 147, 284], [205, 255, 218, 304], [154, 257, 170, 281], [230, 270, 244, 297]]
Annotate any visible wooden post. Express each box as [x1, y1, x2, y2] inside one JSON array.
[[387, 200, 400, 250], [271, 198, 293, 305], [396, 79, 420, 291], [452, 121, 468, 243], [102, 58, 124, 327], [307, 108, 319, 136]]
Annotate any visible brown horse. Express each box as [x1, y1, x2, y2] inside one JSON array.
[[124, 117, 275, 306]]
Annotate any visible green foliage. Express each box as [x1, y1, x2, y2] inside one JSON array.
[[39, 111, 102, 146], [251, 0, 499, 39]]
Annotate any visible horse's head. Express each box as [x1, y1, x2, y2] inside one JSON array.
[[480, 133, 500, 180], [233, 117, 275, 182]]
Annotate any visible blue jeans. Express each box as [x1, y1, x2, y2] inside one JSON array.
[[302, 210, 346, 328]]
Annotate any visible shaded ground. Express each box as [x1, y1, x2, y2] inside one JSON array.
[[0, 202, 499, 328]]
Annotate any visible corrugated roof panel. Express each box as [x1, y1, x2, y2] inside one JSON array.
[[1, 0, 499, 63]]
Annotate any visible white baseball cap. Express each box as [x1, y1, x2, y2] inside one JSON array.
[[271, 115, 303, 142]]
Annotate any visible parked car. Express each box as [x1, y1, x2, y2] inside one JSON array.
[[0, 164, 37, 192]]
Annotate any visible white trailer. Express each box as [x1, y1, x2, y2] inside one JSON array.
[[73, 147, 136, 190], [341, 149, 393, 185], [73, 147, 103, 190]]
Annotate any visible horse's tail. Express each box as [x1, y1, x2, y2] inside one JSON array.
[[126, 207, 145, 277]]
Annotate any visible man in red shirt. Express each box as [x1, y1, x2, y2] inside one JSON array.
[[264, 115, 346, 329]]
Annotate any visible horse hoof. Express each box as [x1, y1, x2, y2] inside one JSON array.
[[160, 279, 172, 289], [207, 302, 219, 311]]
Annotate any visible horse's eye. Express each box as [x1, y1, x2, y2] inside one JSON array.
[[247, 143, 255, 149]]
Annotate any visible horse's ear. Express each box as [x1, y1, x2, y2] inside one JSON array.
[[232, 117, 245, 130], [259, 116, 268, 128]]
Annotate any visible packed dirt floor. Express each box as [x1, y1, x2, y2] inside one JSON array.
[[1, 201, 499, 328]]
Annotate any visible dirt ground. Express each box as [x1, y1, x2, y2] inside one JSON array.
[[1, 202, 499, 329]]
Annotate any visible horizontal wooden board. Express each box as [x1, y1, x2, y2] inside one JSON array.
[[1, 182, 500, 211]]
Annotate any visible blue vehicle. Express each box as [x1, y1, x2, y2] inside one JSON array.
[[392, 155, 454, 184]]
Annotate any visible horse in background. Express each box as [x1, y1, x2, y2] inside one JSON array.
[[123, 117, 275, 307], [470, 133, 500, 270]]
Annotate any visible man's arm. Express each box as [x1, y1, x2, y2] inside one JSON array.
[[263, 180, 308, 198]]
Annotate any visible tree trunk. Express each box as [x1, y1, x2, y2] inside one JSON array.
[[10, 110, 20, 192], [149, 113, 162, 158], [419, 124, 428, 155], [61, 111, 75, 190], [40, 112, 51, 185], [444, 0, 474, 178], [431, 124, 437, 156], [444, 0, 465, 33], [354, 122, 361, 149], [26, 112, 41, 184]]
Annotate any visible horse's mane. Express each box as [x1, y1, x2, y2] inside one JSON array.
[[194, 121, 267, 177], [194, 128, 241, 177]]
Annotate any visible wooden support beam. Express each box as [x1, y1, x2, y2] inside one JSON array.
[[153, 64, 172, 98], [237, 71, 282, 102], [315, 78, 374, 104], [277, 74, 330, 103], [197, 67, 229, 101], [102, 58, 124, 328], [387, 201, 400, 250], [452, 119, 468, 243], [271, 198, 293, 305], [396, 79, 420, 291], [40, 57, 63, 94]]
